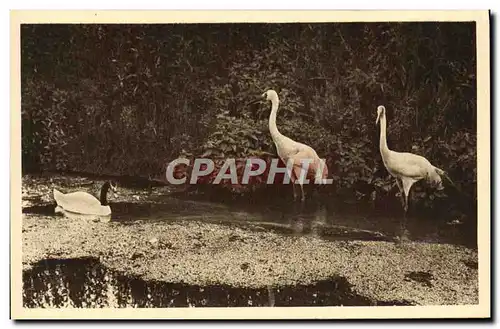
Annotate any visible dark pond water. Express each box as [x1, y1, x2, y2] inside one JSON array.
[[23, 190, 476, 247], [23, 258, 413, 308], [114, 195, 476, 247]]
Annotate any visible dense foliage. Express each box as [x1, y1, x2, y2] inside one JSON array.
[[21, 23, 476, 214]]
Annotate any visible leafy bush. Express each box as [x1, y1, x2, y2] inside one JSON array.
[[22, 79, 73, 171]]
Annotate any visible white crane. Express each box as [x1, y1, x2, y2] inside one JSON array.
[[376, 105, 447, 229], [262, 89, 328, 202]]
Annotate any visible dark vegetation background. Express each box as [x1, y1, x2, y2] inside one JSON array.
[[21, 23, 477, 217]]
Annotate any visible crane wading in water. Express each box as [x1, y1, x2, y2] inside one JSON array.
[[262, 89, 328, 202], [376, 105, 450, 231]]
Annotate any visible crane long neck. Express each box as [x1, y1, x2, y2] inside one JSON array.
[[379, 114, 390, 158], [269, 98, 284, 142]]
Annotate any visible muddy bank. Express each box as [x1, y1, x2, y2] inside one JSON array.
[[22, 212, 478, 306]]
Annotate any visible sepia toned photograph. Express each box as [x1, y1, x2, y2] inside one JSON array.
[[10, 10, 490, 319]]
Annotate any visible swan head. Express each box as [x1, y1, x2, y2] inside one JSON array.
[[102, 181, 119, 198], [376, 105, 385, 125], [99, 181, 119, 206], [262, 89, 279, 102], [109, 181, 119, 196]]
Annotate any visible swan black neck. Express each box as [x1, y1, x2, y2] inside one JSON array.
[[100, 182, 111, 206]]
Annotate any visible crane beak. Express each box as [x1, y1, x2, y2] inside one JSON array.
[[376, 113, 380, 125], [245, 98, 262, 107], [245, 93, 267, 108]]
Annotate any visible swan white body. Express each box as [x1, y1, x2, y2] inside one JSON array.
[[53, 188, 112, 216], [263, 89, 328, 201], [376, 105, 444, 214]]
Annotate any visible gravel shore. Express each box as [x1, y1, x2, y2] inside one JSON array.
[[22, 211, 478, 306]]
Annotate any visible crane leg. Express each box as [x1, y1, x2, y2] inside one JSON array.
[[403, 192, 409, 213], [292, 165, 306, 202], [395, 178, 409, 241], [401, 192, 409, 228], [395, 178, 406, 209], [401, 178, 415, 214], [288, 167, 298, 201], [398, 178, 415, 243]]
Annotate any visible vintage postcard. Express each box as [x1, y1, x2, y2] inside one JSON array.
[[10, 10, 490, 320]]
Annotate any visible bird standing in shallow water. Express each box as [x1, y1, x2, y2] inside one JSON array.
[[375, 105, 447, 239], [262, 89, 328, 202]]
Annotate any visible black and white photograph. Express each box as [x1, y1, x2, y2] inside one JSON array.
[[10, 10, 490, 319]]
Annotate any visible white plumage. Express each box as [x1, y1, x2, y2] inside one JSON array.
[[53, 181, 117, 216], [263, 89, 328, 201], [376, 105, 444, 215]]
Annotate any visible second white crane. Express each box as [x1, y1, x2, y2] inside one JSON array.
[[376, 105, 447, 233]]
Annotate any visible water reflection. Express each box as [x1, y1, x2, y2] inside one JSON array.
[[22, 186, 476, 247], [23, 258, 413, 308]]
